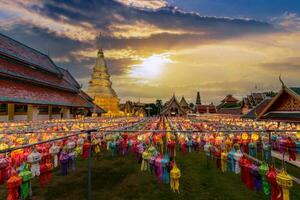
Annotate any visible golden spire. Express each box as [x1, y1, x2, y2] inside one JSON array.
[[86, 33, 120, 115]]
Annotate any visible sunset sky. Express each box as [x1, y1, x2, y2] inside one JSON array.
[[1, 0, 300, 104]]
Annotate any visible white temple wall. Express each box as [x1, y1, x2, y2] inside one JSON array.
[[0, 115, 8, 122], [14, 115, 27, 121]]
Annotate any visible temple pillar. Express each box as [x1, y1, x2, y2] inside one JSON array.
[[62, 107, 71, 119], [27, 105, 33, 121], [8, 103, 14, 121]]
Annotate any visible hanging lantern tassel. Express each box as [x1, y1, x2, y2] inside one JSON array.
[[286, 137, 296, 161], [266, 166, 283, 200], [162, 154, 170, 184], [221, 151, 228, 173], [170, 164, 181, 193], [109, 141, 116, 157], [141, 151, 150, 171], [249, 142, 256, 157], [234, 149, 243, 174], [239, 156, 247, 184], [59, 149, 69, 176], [82, 140, 91, 159], [228, 148, 236, 173], [258, 162, 270, 196], [18, 164, 32, 200], [154, 155, 163, 182], [0, 156, 9, 184], [49, 144, 59, 168], [250, 163, 262, 192], [6, 170, 22, 200], [27, 148, 41, 177], [67, 141, 76, 171], [40, 159, 53, 190], [276, 169, 293, 200], [263, 143, 272, 164]]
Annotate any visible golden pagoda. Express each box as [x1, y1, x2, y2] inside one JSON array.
[[86, 35, 120, 116]]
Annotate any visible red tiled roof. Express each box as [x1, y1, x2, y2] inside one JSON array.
[[0, 33, 61, 75], [0, 78, 91, 107], [0, 58, 77, 91], [58, 67, 81, 89], [221, 94, 238, 103]]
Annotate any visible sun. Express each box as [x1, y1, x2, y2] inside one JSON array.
[[130, 53, 172, 79]]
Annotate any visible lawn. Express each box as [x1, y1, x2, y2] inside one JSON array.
[[1, 151, 299, 200]]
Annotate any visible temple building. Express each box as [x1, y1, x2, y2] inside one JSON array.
[[194, 92, 216, 114], [86, 36, 120, 116], [217, 94, 242, 115], [242, 98, 272, 119], [0, 33, 104, 122], [179, 96, 191, 113], [120, 101, 146, 117], [161, 95, 186, 116], [257, 79, 300, 122]]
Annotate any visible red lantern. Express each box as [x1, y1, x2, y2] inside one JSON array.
[[6, 171, 22, 200], [266, 166, 283, 200], [82, 141, 91, 159]]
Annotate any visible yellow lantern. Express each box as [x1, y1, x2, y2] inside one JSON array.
[[251, 133, 259, 142], [241, 132, 248, 141], [276, 169, 293, 200], [296, 132, 300, 140]]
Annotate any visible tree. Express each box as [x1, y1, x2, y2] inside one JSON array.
[[155, 99, 163, 115], [189, 102, 195, 110]]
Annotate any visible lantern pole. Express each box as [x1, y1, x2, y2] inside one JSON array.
[[87, 130, 93, 200]]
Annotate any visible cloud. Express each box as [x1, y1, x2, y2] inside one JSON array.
[[0, 0, 97, 41], [1, 0, 297, 104], [261, 57, 300, 72], [115, 0, 168, 10], [272, 12, 300, 31]]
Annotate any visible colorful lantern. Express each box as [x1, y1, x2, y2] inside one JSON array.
[[27, 148, 41, 177], [161, 154, 170, 184], [258, 162, 270, 195], [221, 151, 228, 173], [49, 143, 60, 168], [234, 149, 243, 174], [266, 166, 282, 200], [276, 169, 293, 200], [59, 149, 69, 176], [18, 164, 32, 199], [0, 156, 9, 184], [6, 170, 22, 200], [170, 164, 181, 193]]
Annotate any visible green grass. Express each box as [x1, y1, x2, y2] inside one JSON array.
[[1, 151, 299, 200]]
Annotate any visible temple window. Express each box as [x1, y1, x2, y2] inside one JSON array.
[[52, 106, 61, 115], [38, 106, 49, 115], [14, 104, 27, 115], [0, 103, 7, 115]]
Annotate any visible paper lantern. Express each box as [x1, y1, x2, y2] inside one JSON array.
[[251, 133, 259, 142], [170, 165, 181, 193], [276, 169, 293, 200], [242, 132, 248, 141]]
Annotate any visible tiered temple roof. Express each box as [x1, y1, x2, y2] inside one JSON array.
[[217, 94, 241, 115], [161, 95, 186, 116], [0, 33, 103, 112], [258, 82, 300, 122]]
